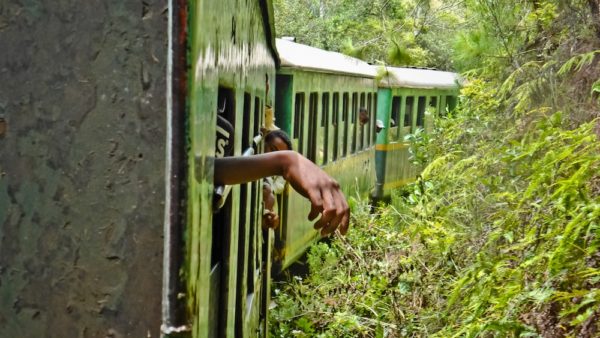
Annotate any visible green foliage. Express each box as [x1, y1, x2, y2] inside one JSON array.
[[271, 0, 600, 336], [274, 0, 463, 69], [270, 78, 600, 337]]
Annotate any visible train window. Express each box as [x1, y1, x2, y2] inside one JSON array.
[[372, 93, 378, 144], [359, 93, 366, 150], [446, 95, 457, 112], [366, 93, 372, 147], [391, 96, 401, 128], [351, 92, 358, 154], [429, 96, 438, 115], [254, 97, 262, 138], [294, 93, 305, 154], [321, 93, 330, 165], [404, 96, 414, 128], [242, 92, 252, 150], [391, 96, 402, 141], [332, 93, 340, 161], [342, 93, 349, 157], [307, 92, 318, 162], [417, 96, 426, 127]]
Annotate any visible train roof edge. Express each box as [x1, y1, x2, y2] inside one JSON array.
[[377, 66, 462, 89], [275, 38, 377, 78]]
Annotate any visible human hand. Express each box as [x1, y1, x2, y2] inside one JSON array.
[[262, 210, 279, 230], [263, 183, 275, 211], [281, 152, 350, 236]]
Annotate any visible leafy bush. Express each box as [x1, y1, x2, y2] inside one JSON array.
[[270, 78, 600, 337]]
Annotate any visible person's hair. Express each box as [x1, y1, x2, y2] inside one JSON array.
[[359, 107, 367, 113], [264, 129, 293, 150]]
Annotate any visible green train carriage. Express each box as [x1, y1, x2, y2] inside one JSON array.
[[171, 1, 280, 337], [273, 38, 378, 271], [373, 67, 461, 200]]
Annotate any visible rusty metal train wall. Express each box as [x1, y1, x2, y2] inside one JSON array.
[[0, 1, 167, 337]]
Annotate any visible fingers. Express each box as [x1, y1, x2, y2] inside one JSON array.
[[312, 188, 336, 231], [307, 188, 323, 222], [305, 180, 350, 237]]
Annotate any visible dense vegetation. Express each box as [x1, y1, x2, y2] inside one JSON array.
[[271, 1, 600, 337]]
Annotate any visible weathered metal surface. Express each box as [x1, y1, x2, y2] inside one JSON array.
[[186, 0, 277, 337], [0, 1, 167, 337]]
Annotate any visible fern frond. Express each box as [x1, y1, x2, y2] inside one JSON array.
[[558, 50, 600, 76]]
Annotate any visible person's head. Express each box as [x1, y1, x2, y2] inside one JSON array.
[[359, 107, 369, 126], [375, 119, 384, 133], [264, 129, 293, 153]]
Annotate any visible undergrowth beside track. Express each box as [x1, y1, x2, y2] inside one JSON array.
[[269, 79, 600, 337]]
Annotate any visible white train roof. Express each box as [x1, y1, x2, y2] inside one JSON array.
[[276, 38, 376, 78], [378, 66, 460, 89]]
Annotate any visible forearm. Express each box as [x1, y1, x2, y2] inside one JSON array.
[[213, 151, 297, 185]]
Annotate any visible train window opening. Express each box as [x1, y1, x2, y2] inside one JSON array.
[[351, 92, 358, 154], [246, 181, 257, 295], [366, 93, 372, 147], [372, 93, 378, 144], [404, 96, 414, 128], [446, 95, 457, 112], [241, 93, 252, 150], [342, 93, 349, 157], [321, 93, 330, 165], [391, 96, 402, 140], [294, 93, 305, 154], [332, 93, 340, 161], [391, 96, 401, 127], [417, 96, 426, 128], [212, 87, 238, 333], [254, 97, 261, 141], [308, 92, 318, 162], [429, 96, 438, 115], [359, 93, 366, 150]]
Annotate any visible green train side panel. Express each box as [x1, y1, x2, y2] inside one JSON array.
[[0, 2, 166, 337], [274, 69, 377, 270], [374, 87, 459, 199], [187, 1, 276, 337]]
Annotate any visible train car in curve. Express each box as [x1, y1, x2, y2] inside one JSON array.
[[373, 66, 461, 200], [272, 38, 379, 272]]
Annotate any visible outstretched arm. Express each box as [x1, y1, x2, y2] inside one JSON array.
[[214, 151, 350, 236]]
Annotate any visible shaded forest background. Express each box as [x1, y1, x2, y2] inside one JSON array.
[[271, 1, 600, 337]]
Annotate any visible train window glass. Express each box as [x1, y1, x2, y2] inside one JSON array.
[[321, 93, 330, 165], [351, 92, 358, 154], [404, 96, 414, 128], [366, 93, 372, 147], [294, 93, 305, 154], [342, 93, 349, 157], [308, 92, 318, 162], [332, 93, 340, 161], [417, 96, 426, 127]]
